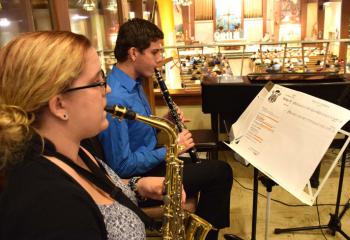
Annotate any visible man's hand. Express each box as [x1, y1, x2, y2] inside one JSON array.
[[178, 129, 194, 155], [163, 107, 189, 124]]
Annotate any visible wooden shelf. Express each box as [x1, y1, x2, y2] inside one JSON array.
[[155, 88, 202, 106]]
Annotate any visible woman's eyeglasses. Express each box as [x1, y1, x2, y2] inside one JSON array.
[[63, 81, 107, 93]]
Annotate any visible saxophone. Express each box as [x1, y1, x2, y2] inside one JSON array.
[[105, 105, 212, 240]]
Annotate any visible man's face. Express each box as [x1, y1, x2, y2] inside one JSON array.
[[134, 39, 163, 78]]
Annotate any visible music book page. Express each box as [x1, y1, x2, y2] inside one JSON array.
[[226, 82, 350, 205]]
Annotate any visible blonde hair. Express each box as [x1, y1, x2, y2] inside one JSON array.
[[0, 31, 92, 169]]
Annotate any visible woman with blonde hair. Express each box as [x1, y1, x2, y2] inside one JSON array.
[[0, 31, 169, 240]]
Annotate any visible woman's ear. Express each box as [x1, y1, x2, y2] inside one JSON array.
[[47, 95, 69, 121]]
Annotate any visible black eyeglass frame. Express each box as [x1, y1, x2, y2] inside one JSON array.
[[63, 81, 107, 93]]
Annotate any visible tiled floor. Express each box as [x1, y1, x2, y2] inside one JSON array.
[[218, 149, 350, 240]]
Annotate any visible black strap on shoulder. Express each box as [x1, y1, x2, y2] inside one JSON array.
[[43, 145, 161, 231]]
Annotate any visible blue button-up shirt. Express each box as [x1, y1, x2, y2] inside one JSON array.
[[98, 66, 166, 178]]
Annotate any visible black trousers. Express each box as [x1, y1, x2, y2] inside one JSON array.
[[140, 158, 233, 229]]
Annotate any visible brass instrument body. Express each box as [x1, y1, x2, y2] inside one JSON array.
[[106, 105, 212, 240]]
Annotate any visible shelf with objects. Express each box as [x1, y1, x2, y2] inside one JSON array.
[[249, 41, 346, 74], [160, 39, 350, 90], [99, 39, 350, 101], [161, 44, 236, 91]]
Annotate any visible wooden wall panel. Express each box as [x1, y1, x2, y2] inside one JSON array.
[[339, 0, 350, 60], [244, 0, 262, 18], [49, 0, 70, 31], [195, 0, 213, 20], [317, 0, 325, 39], [300, 0, 307, 39]]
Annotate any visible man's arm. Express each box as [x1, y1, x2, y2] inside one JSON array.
[[98, 114, 166, 178]]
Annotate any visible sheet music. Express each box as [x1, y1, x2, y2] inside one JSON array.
[[226, 83, 350, 205]]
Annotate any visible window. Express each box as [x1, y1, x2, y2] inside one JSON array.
[[0, 0, 52, 47]]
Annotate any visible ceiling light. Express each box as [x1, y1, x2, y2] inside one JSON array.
[[106, 0, 118, 12], [77, 0, 96, 11], [173, 0, 192, 6], [0, 18, 10, 27], [71, 14, 89, 20]]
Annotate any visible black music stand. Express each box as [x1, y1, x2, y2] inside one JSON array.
[[274, 140, 349, 239]]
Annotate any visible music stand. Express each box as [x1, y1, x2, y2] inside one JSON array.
[[224, 84, 350, 240], [274, 132, 350, 239], [272, 83, 350, 239]]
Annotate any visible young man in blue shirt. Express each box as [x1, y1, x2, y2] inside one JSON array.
[[99, 18, 235, 240]]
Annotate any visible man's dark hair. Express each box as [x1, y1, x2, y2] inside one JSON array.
[[114, 18, 164, 62]]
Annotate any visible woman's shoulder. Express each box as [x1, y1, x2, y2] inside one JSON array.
[[7, 154, 71, 187], [0, 155, 107, 239], [3, 155, 90, 203]]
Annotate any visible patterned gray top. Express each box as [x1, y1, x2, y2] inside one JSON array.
[[97, 160, 146, 240]]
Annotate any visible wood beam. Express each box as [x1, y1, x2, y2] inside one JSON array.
[[262, 0, 267, 35], [300, 0, 307, 40], [241, 0, 244, 30], [182, 5, 190, 42], [117, 0, 129, 24], [317, 0, 325, 39], [339, 0, 350, 60], [49, 0, 70, 31], [131, 0, 144, 19], [274, 0, 280, 41], [22, 0, 35, 31], [212, 0, 216, 31], [189, 0, 195, 38]]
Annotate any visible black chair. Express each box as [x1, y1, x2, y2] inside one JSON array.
[[191, 129, 219, 160], [0, 170, 4, 195]]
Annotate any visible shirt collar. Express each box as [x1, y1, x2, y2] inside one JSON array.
[[111, 65, 141, 92]]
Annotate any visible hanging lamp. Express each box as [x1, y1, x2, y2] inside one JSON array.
[[77, 0, 96, 11], [106, 0, 118, 12]]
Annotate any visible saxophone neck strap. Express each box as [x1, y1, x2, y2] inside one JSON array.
[[42, 142, 161, 231]]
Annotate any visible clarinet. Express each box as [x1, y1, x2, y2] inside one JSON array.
[[154, 68, 201, 163]]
